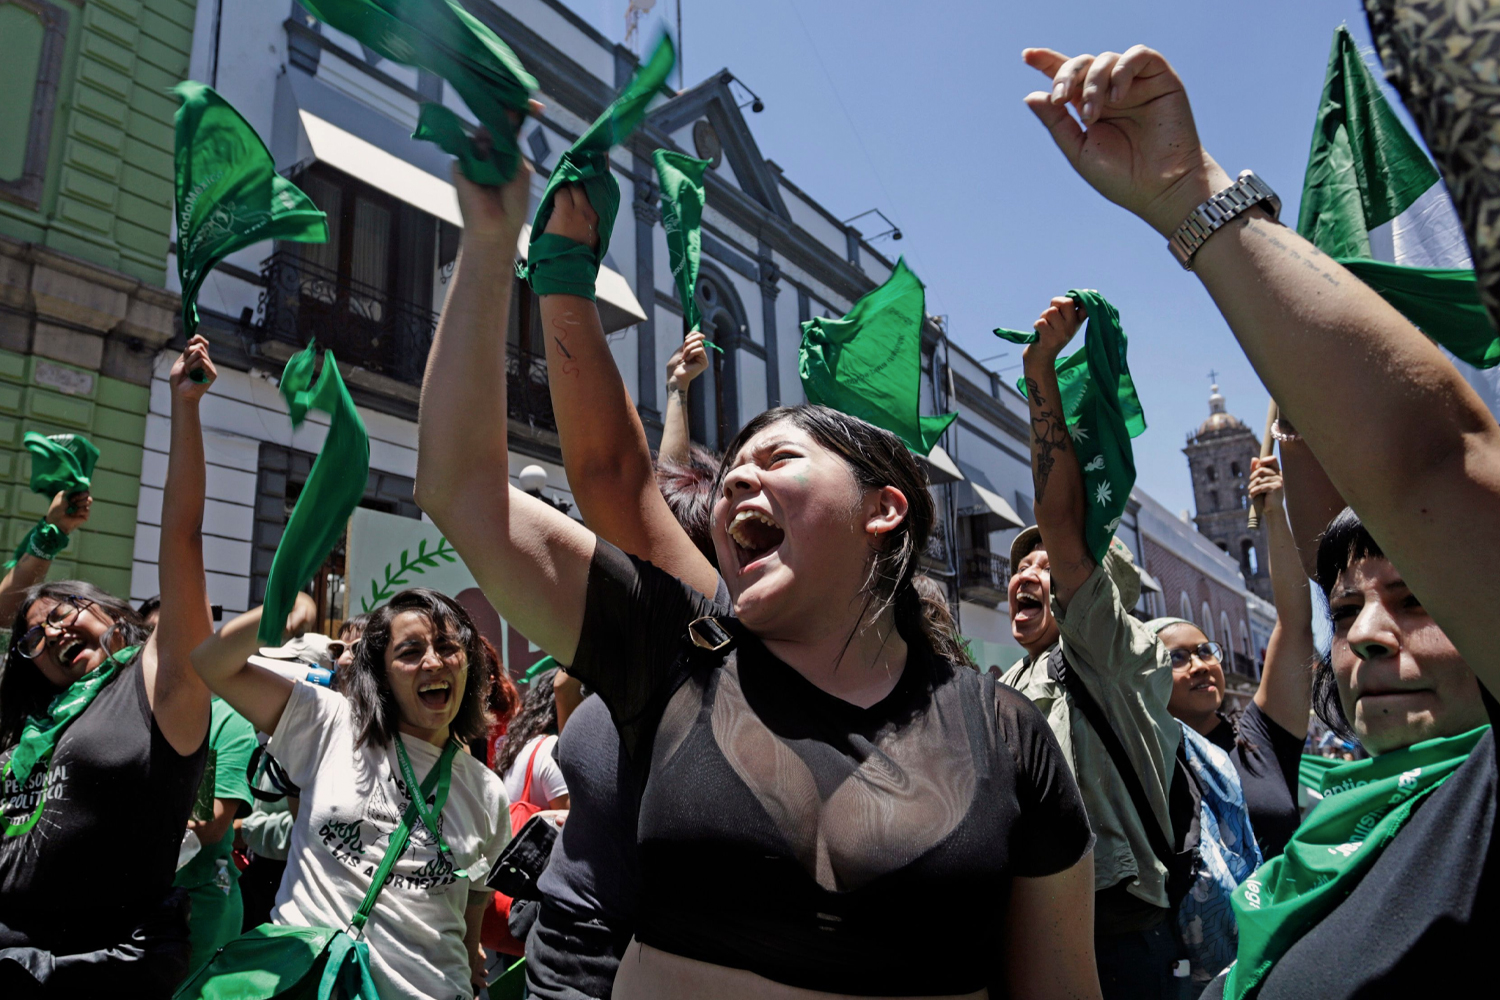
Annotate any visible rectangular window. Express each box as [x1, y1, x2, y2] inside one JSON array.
[[0, 0, 70, 210]]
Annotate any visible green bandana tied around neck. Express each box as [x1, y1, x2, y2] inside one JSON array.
[[994, 290, 1145, 564], [7, 644, 142, 787], [24, 432, 98, 498], [174, 82, 328, 340], [257, 346, 370, 645], [1223, 724, 1489, 1000], [299, 0, 537, 186], [798, 258, 958, 456], [654, 149, 711, 334], [519, 35, 675, 298]]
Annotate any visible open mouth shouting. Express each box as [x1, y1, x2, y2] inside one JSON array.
[[727, 507, 785, 574], [1011, 590, 1046, 626], [416, 679, 453, 712], [59, 639, 90, 669]]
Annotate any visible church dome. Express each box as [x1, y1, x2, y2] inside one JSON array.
[[1194, 384, 1248, 439]]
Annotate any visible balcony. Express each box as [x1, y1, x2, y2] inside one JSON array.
[[255, 251, 556, 431], [957, 549, 1010, 606], [921, 518, 951, 574]]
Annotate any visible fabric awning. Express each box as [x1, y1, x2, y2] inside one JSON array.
[[1138, 567, 1164, 595], [297, 109, 647, 333], [958, 481, 1026, 532], [914, 444, 963, 486]]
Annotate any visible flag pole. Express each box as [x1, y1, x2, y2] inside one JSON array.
[[1247, 399, 1278, 529]]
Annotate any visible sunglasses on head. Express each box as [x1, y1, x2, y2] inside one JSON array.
[[18, 597, 97, 660], [1167, 641, 1223, 669]]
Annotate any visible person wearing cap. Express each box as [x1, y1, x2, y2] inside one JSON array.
[[1001, 296, 1189, 1000]]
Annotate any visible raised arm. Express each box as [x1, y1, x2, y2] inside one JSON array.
[[534, 186, 718, 597], [1248, 456, 1315, 735], [0, 490, 92, 622], [1023, 296, 1094, 609], [1274, 421, 1346, 579], [1025, 45, 1500, 687], [660, 329, 709, 466], [189, 592, 316, 736], [145, 336, 217, 755], [415, 165, 593, 665]]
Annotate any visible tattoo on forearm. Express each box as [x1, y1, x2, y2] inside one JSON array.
[[547, 313, 582, 378], [667, 386, 686, 407], [1240, 219, 1342, 288], [1025, 377, 1070, 502]]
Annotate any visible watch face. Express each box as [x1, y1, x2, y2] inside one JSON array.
[[693, 119, 723, 170]]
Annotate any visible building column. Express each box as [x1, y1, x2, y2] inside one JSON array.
[[632, 166, 660, 424], [757, 243, 781, 408]]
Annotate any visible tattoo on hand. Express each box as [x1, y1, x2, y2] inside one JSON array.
[[1025, 379, 1069, 502]]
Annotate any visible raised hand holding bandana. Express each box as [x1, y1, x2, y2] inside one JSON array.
[[799, 258, 957, 455], [520, 35, 675, 298], [23, 432, 98, 498], [994, 289, 1145, 564], [300, 0, 536, 185], [654, 149, 712, 335], [257, 346, 370, 645], [174, 82, 328, 340]]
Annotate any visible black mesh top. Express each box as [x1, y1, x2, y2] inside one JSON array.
[[568, 540, 1094, 996]]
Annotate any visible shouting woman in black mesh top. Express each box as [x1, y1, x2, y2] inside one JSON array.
[[415, 162, 1101, 1000]]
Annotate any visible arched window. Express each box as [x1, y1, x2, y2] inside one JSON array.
[[1240, 620, 1251, 654], [1240, 538, 1258, 576], [1201, 602, 1214, 641], [690, 265, 750, 450], [1205, 465, 1218, 482], [1220, 611, 1233, 658], [1231, 460, 1242, 478], [1180, 592, 1193, 620]]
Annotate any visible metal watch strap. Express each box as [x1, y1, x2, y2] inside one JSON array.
[[1167, 170, 1281, 269]]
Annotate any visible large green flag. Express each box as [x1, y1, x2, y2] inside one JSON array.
[[653, 149, 711, 333], [174, 82, 328, 340], [799, 258, 957, 456], [994, 290, 1145, 564], [519, 36, 674, 298], [1299, 26, 1498, 371], [300, 0, 536, 185], [257, 346, 370, 645]]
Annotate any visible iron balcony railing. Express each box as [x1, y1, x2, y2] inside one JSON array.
[[256, 251, 556, 432], [957, 549, 1010, 603]]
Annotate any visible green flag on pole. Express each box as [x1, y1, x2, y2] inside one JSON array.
[[174, 82, 328, 341], [257, 345, 371, 645], [798, 258, 957, 456], [994, 290, 1145, 564], [653, 149, 711, 334], [1298, 26, 1499, 372], [300, 0, 537, 185], [519, 35, 674, 298]]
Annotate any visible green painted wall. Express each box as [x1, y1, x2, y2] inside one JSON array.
[[0, 347, 145, 598], [0, 0, 198, 287]]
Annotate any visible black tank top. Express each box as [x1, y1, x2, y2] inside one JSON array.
[[568, 541, 1094, 996], [0, 652, 206, 952]]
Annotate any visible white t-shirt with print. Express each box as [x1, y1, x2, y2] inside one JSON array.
[[500, 734, 568, 809], [268, 681, 510, 1000]]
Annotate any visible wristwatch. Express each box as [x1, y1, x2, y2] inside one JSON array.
[[1167, 170, 1281, 269]]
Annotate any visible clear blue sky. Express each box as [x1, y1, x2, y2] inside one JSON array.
[[570, 1, 1396, 516]]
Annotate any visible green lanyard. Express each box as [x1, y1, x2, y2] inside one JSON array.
[[392, 734, 466, 879]]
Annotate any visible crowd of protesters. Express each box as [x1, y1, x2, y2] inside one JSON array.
[[2, 12, 1499, 1000]]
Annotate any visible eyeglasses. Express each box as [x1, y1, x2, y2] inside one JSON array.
[[18, 597, 97, 660], [328, 639, 361, 661], [1168, 641, 1223, 669]]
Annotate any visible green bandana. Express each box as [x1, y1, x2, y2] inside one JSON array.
[[994, 290, 1145, 563], [300, 0, 537, 186], [523, 655, 557, 683], [257, 345, 370, 645], [653, 149, 711, 334], [6, 644, 142, 788], [519, 35, 675, 298], [798, 258, 958, 455], [23, 432, 98, 498], [174, 82, 328, 340], [1224, 724, 1489, 1000]]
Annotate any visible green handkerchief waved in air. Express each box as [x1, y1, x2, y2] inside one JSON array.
[[798, 258, 957, 456], [23, 432, 99, 498], [653, 149, 711, 334], [257, 346, 371, 645], [174, 82, 328, 340], [994, 290, 1145, 564], [299, 0, 537, 186], [519, 35, 675, 299]]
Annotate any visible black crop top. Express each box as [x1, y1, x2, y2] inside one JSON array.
[[568, 541, 1094, 996]]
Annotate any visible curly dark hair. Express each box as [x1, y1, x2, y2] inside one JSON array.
[[494, 666, 559, 777], [1, 582, 151, 749], [339, 588, 492, 750], [717, 405, 974, 669]]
